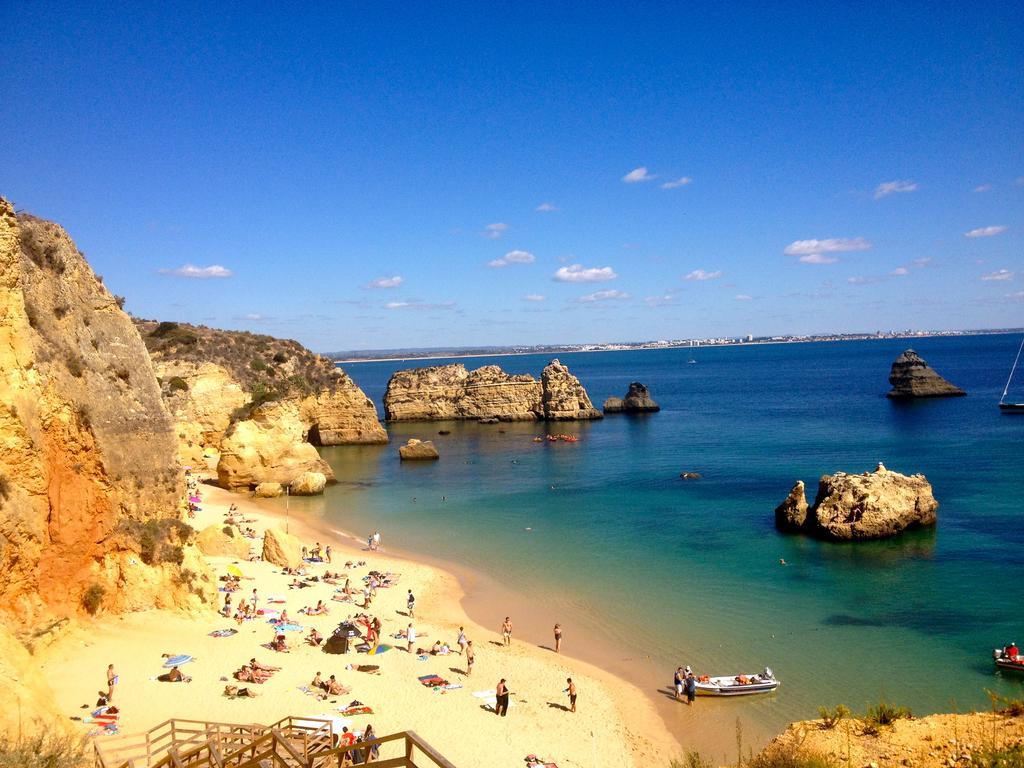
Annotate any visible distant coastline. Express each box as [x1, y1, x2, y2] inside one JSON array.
[[332, 327, 1022, 364]]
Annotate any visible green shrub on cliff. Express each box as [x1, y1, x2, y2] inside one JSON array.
[[118, 518, 194, 565], [82, 583, 105, 615]]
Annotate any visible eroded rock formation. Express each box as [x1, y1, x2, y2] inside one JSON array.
[[0, 200, 216, 729], [887, 349, 965, 398], [384, 359, 602, 422], [775, 465, 938, 540], [196, 524, 252, 559], [604, 382, 660, 413], [262, 527, 303, 568], [290, 470, 327, 496]]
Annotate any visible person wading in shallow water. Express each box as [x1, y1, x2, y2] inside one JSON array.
[[685, 671, 697, 705], [553, 623, 562, 653]]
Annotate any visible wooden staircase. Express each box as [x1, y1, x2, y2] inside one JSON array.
[[93, 716, 456, 768]]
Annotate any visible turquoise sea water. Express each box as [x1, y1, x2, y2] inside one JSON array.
[[286, 335, 1023, 753]]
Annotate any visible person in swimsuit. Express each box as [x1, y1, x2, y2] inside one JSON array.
[[553, 623, 562, 653], [502, 617, 512, 646], [457, 626, 468, 654], [565, 678, 577, 712], [466, 641, 475, 675], [495, 678, 510, 716], [106, 664, 118, 701]]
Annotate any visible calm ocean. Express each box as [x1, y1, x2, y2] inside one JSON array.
[[285, 334, 1023, 753]]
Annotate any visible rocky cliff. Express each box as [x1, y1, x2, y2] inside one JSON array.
[[887, 349, 965, 398], [775, 465, 938, 540], [135, 319, 388, 484], [0, 199, 216, 727], [384, 359, 602, 422]]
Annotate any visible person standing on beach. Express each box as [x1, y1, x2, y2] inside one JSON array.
[[373, 531, 381, 550], [106, 664, 117, 701], [684, 671, 697, 705], [553, 623, 562, 653], [465, 640, 475, 675], [457, 626, 468, 654], [406, 623, 416, 654], [250, 588, 259, 613], [406, 589, 416, 617], [674, 667, 684, 701], [325, 545, 332, 564], [565, 678, 577, 712], [501, 617, 512, 646], [495, 678, 510, 716]]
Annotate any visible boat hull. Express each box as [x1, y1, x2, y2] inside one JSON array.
[[999, 403, 1024, 413], [694, 674, 780, 697], [996, 659, 1024, 674]]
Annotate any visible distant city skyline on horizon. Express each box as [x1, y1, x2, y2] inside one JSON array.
[[2, 4, 1022, 351]]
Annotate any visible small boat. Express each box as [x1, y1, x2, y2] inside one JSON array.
[[687, 339, 697, 364], [999, 337, 1024, 412], [694, 667, 779, 697], [993, 647, 1024, 674]]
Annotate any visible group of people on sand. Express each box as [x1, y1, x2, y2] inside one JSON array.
[[234, 658, 280, 685], [310, 670, 351, 698], [302, 542, 331, 563], [674, 666, 698, 705]]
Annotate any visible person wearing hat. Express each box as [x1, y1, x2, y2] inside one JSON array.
[[1006, 641, 1020, 660]]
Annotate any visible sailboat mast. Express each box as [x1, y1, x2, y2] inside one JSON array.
[[1002, 336, 1024, 401]]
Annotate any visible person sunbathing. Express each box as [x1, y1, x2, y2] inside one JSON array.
[[158, 666, 191, 683], [234, 665, 261, 684], [308, 628, 324, 646], [249, 657, 280, 673], [311, 600, 327, 615], [270, 634, 289, 652], [224, 685, 258, 698], [325, 675, 349, 695]]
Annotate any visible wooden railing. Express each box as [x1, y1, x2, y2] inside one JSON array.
[[93, 716, 456, 768]]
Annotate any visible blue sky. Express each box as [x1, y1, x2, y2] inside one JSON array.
[[2, 3, 1022, 351]]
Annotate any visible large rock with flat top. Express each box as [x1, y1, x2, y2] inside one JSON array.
[[290, 471, 327, 496], [262, 527, 303, 568], [775, 465, 938, 540], [399, 439, 440, 461], [887, 350, 965, 398], [384, 359, 602, 422], [196, 524, 252, 558]]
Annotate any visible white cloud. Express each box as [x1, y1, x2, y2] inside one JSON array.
[[734, 294, 753, 301], [965, 225, 1007, 238], [553, 263, 618, 282], [385, 300, 456, 310], [1008, 291, 1024, 301], [798, 254, 840, 264], [483, 222, 509, 240], [660, 176, 693, 189], [535, 202, 558, 212], [243, 313, 264, 320], [784, 237, 871, 265], [912, 257, 932, 267], [784, 237, 872, 256], [644, 291, 678, 307], [684, 269, 722, 281], [847, 275, 881, 285], [981, 269, 1013, 281], [576, 289, 630, 303], [973, 184, 992, 193], [890, 267, 910, 276], [523, 294, 546, 302], [158, 264, 233, 278], [622, 166, 656, 183], [874, 180, 919, 199], [367, 275, 403, 288], [488, 250, 536, 268]]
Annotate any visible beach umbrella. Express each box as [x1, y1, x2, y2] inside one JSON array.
[[226, 565, 243, 578], [367, 644, 391, 656]]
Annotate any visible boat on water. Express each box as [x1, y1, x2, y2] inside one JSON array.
[[999, 337, 1024, 412], [993, 647, 1024, 674], [694, 667, 779, 696], [687, 339, 697, 364]]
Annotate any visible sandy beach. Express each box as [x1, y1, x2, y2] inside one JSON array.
[[41, 478, 680, 767]]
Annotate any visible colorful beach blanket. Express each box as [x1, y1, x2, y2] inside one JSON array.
[[338, 705, 374, 717], [417, 674, 448, 688]]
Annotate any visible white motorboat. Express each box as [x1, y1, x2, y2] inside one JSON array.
[[694, 667, 779, 696]]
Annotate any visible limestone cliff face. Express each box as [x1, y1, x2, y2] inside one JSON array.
[[541, 359, 603, 420], [383, 359, 602, 422], [775, 466, 938, 540], [217, 399, 335, 491], [301, 382, 389, 445], [158, 361, 249, 465], [0, 200, 214, 628]]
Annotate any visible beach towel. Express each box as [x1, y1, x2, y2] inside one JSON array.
[[276, 623, 304, 632], [209, 628, 238, 638], [442, 683, 463, 691], [354, 665, 380, 673], [417, 675, 447, 687], [367, 644, 391, 656], [339, 705, 374, 717], [162, 655, 194, 667], [267, 596, 287, 604]]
